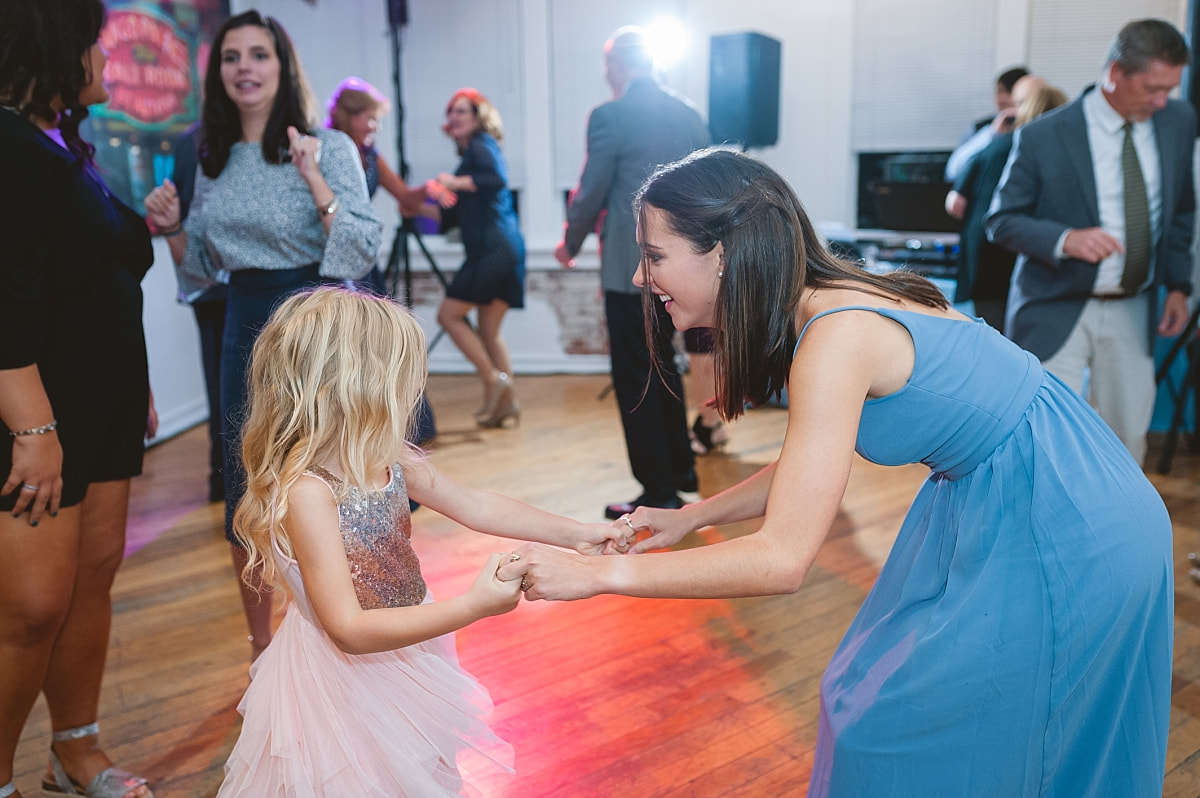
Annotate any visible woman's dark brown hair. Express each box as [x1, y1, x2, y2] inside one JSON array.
[[635, 148, 947, 420], [200, 10, 317, 178]]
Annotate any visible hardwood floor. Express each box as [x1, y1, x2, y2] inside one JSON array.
[[11, 372, 1200, 797]]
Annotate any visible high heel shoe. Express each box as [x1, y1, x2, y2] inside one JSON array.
[[475, 372, 512, 421], [43, 723, 153, 797], [477, 383, 520, 428], [690, 415, 728, 455]]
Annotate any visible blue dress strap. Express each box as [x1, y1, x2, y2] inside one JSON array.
[[794, 305, 891, 356]]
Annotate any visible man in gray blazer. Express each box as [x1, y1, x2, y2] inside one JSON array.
[[987, 18, 1195, 465], [555, 26, 710, 518]]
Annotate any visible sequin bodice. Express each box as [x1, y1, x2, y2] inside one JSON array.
[[305, 464, 427, 609]]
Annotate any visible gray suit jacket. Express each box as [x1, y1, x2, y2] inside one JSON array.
[[986, 90, 1196, 359], [564, 76, 710, 295]]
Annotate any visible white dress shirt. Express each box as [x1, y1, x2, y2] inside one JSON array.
[[1076, 87, 1162, 294]]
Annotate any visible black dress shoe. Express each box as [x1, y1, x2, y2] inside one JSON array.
[[604, 493, 684, 520]]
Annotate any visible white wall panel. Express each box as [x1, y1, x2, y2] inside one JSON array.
[[1027, 0, 1187, 97], [852, 0, 999, 152]]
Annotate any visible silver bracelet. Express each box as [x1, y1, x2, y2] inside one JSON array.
[[9, 420, 57, 437]]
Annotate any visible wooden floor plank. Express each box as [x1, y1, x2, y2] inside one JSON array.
[[10, 373, 1200, 796]]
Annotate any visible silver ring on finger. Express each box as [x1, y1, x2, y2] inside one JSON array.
[[21, 483, 39, 491]]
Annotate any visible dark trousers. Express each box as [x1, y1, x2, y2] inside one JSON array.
[[192, 291, 227, 497], [605, 291, 694, 501], [221, 265, 326, 542]]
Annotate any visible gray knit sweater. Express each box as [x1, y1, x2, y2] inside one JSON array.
[[177, 127, 381, 297]]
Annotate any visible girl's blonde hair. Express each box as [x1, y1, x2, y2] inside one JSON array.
[[233, 287, 429, 590]]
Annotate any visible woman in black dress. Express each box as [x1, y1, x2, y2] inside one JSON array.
[[0, 1, 154, 796], [436, 88, 526, 428]]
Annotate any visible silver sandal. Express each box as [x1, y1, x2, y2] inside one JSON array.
[[0, 780, 16, 798], [41, 723, 152, 798]]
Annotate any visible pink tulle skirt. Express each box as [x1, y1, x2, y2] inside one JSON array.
[[217, 598, 513, 797]]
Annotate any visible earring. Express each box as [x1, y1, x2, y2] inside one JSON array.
[[718, 270, 724, 278]]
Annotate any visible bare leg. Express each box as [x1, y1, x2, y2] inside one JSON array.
[[436, 297, 501, 408], [230, 543, 273, 661], [0, 506, 80, 794], [475, 300, 513, 379], [40, 479, 150, 797]]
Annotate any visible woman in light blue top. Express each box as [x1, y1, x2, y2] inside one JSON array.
[[502, 148, 1173, 797], [144, 10, 381, 662]]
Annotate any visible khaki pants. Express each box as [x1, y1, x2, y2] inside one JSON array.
[[1041, 295, 1154, 466]]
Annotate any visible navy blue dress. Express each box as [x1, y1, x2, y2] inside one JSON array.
[[447, 132, 525, 309], [807, 307, 1172, 797]]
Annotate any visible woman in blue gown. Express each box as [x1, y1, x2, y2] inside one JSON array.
[[501, 148, 1173, 796]]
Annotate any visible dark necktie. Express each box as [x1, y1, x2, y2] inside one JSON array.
[[1120, 122, 1151, 294]]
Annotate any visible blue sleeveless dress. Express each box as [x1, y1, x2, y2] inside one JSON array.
[[806, 307, 1172, 797]]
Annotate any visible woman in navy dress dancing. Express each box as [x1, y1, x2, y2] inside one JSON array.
[[435, 88, 526, 428]]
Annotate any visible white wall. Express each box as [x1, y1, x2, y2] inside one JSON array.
[[144, 0, 1187, 437], [144, 241, 208, 441]]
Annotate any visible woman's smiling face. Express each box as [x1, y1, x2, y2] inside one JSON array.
[[219, 25, 280, 118], [634, 204, 724, 330]]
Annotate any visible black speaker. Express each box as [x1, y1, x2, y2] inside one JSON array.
[[708, 32, 781, 149]]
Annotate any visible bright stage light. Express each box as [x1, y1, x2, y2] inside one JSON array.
[[645, 16, 689, 70]]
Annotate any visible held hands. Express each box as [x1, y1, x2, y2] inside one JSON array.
[[573, 522, 629, 556], [143, 179, 181, 232], [498, 545, 606, 601], [466, 552, 523, 617], [423, 178, 457, 209], [286, 126, 322, 182], [1063, 228, 1123, 264], [3, 433, 63, 525], [618, 506, 696, 554]]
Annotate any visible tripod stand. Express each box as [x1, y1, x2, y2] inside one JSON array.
[[1153, 301, 1200, 475], [383, 0, 452, 351]]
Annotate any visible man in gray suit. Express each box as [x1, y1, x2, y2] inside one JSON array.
[[988, 18, 1195, 465], [555, 26, 710, 518]]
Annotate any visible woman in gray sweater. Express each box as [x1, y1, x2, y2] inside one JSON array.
[[144, 10, 381, 661]]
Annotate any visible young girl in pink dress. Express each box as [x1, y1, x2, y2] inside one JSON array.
[[217, 287, 615, 796]]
